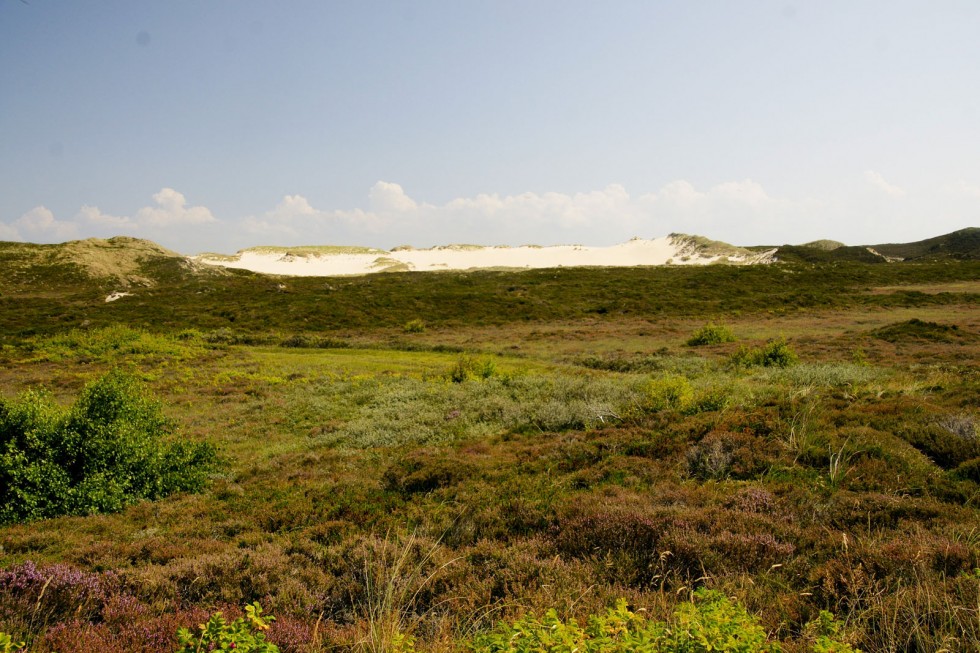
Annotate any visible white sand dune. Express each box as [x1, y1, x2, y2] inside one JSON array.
[[194, 235, 775, 277]]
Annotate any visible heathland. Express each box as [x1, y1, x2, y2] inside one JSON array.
[[0, 230, 978, 652]]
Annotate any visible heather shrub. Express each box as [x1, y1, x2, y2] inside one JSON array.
[[0, 371, 217, 524], [382, 449, 476, 495], [0, 560, 117, 645], [952, 457, 980, 483], [687, 323, 736, 346], [898, 421, 980, 469], [686, 431, 775, 481]]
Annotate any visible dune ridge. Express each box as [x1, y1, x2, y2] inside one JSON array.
[[195, 234, 775, 276]]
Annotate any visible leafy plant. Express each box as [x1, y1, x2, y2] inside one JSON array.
[[687, 323, 736, 346], [473, 590, 782, 653], [176, 602, 279, 652], [0, 632, 26, 653], [805, 611, 861, 653], [0, 370, 217, 524]]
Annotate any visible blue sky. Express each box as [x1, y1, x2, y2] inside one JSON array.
[[1, 1, 978, 253]]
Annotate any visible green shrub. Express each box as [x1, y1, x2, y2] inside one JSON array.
[[805, 611, 861, 653], [687, 323, 736, 346], [730, 339, 798, 369], [473, 590, 781, 652], [403, 319, 426, 334], [0, 632, 25, 653], [645, 374, 694, 412], [446, 356, 497, 383], [0, 371, 217, 524], [176, 602, 279, 652]]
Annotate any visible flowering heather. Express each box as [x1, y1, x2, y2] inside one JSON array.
[[0, 560, 117, 628]]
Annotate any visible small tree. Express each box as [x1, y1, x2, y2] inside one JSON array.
[[0, 370, 217, 524]]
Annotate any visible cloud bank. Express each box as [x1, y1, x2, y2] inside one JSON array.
[[2, 175, 975, 254]]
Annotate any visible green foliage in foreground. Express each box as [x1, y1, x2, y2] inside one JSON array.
[[687, 323, 736, 346], [0, 632, 25, 653], [176, 603, 279, 653], [473, 590, 858, 653], [0, 371, 217, 524]]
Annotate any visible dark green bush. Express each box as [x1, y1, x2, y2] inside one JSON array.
[[872, 318, 962, 343], [0, 371, 217, 524], [899, 422, 980, 469]]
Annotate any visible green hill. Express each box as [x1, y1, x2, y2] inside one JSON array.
[[871, 227, 980, 261]]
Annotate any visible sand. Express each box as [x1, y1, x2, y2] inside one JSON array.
[[194, 236, 775, 277]]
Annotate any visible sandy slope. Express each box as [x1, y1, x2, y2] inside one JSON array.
[[195, 236, 775, 277]]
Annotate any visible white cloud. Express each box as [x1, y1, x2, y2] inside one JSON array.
[[78, 205, 132, 228], [22, 176, 973, 253], [655, 180, 701, 207], [270, 194, 318, 220], [0, 221, 21, 241], [865, 170, 906, 196], [711, 179, 772, 207], [369, 181, 418, 213], [14, 206, 80, 241], [235, 179, 807, 248], [135, 188, 216, 226]]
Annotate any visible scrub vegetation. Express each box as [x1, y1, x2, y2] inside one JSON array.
[[0, 238, 978, 651]]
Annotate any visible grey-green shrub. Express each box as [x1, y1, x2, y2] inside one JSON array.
[[0, 371, 217, 524], [314, 374, 643, 448]]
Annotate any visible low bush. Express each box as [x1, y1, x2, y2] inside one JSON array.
[[446, 356, 497, 383], [872, 318, 963, 343], [0, 371, 217, 524], [474, 590, 783, 653], [403, 319, 426, 334], [645, 374, 694, 412], [687, 323, 736, 346], [899, 422, 980, 469], [730, 339, 799, 368], [176, 602, 279, 653]]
